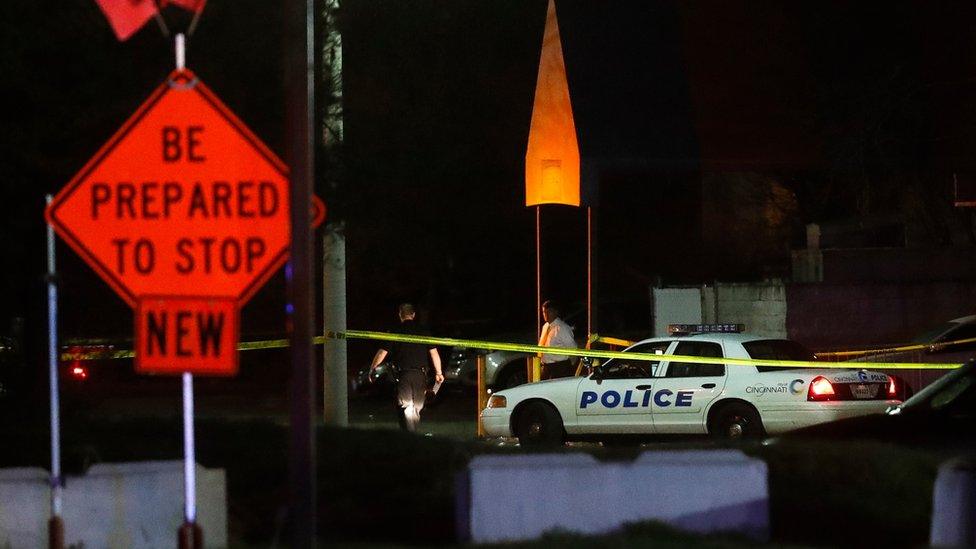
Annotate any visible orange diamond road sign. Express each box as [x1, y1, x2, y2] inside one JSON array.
[[46, 69, 325, 375]]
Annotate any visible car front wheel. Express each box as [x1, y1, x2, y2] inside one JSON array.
[[515, 402, 564, 449]]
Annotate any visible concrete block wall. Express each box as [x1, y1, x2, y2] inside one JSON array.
[[711, 281, 787, 338], [0, 461, 226, 549], [456, 450, 768, 543], [651, 287, 703, 336], [653, 282, 787, 338]]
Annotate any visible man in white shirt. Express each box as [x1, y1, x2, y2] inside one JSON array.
[[538, 300, 576, 380]]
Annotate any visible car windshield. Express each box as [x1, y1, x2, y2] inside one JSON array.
[[742, 339, 816, 372], [898, 361, 976, 415]]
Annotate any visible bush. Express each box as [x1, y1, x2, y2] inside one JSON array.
[[751, 440, 939, 547]]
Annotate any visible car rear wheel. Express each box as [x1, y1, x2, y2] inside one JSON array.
[[515, 402, 564, 449], [710, 402, 764, 440]]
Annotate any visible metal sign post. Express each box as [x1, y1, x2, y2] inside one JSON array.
[[173, 33, 203, 549], [46, 194, 64, 549], [535, 206, 541, 383], [179, 371, 201, 548]]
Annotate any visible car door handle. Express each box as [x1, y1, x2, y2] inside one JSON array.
[[701, 383, 716, 389], [636, 385, 653, 390]]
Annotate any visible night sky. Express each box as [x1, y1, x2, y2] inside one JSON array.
[[4, 0, 976, 361]]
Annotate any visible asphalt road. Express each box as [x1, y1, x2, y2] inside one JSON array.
[[346, 384, 484, 439], [69, 380, 488, 441], [70, 383, 732, 454]]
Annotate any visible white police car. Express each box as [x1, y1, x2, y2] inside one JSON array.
[[480, 328, 900, 447]]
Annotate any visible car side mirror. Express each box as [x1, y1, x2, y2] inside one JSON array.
[[579, 356, 593, 375]]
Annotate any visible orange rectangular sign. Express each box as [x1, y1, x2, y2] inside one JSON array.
[[525, 0, 580, 207], [136, 296, 239, 375]]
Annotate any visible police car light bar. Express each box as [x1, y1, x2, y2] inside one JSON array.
[[668, 323, 745, 336]]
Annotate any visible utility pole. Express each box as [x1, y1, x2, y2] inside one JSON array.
[[322, 0, 348, 427], [285, 0, 317, 545], [323, 223, 348, 425]]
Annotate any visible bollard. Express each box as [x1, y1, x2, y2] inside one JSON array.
[[530, 356, 541, 383], [930, 456, 976, 547], [178, 521, 204, 549]]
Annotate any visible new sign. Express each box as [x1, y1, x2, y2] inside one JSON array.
[[46, 69, 324, 375]]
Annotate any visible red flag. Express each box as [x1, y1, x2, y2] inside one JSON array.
[[93, 0, 158, 41], [162, 0, 207, 13]]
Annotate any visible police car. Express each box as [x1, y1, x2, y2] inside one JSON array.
[[480, 326, 900, 447]]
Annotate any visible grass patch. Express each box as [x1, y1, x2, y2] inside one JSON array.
[[454, 521, 801, 549]]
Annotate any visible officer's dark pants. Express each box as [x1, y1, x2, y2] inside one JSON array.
[[395, 368, 427, 432], [541, 359, 574, 380]]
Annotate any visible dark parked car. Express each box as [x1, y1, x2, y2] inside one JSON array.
[[350, 361, 397, 395], [775, 359, 976, 451], [853, 315, 976, 394], [350, 358, 445, 406]]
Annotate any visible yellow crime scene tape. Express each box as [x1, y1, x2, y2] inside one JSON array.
[[330, 330, 962, 370], [814, 336, 976, 359], [60, 330, 965, 370]]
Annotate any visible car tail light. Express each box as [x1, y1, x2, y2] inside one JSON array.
[[70, 363, 89, 380], [808, 376, 835, 401], [888, 377, 897, 397]]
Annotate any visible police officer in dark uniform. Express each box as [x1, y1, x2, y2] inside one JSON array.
[[368, 303, 443, 432]]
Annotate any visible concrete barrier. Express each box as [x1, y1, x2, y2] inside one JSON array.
[[0, 461, 226, 549], [456, 450, 768, 543], [0, 468, 49, 548]]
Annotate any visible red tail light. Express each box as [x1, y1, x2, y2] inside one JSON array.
[[808, 376, 835, 401], [70, 364, 89, 380], [888, 377, 897, 397]]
